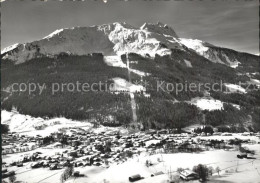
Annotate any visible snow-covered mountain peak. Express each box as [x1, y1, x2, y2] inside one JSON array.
[[179, 38, 241, 67], [1, 22, 186, 63], [1, 43, 20, 54], [179, 38, 213, 55], [43, 29, 65, 39], [140, 22, 178, 38], [1, 22, 255, 68]]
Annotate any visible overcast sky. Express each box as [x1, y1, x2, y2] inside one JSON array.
[[1, 0, 259, 55]]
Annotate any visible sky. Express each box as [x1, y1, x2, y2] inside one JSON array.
[[1, 0, 259, 55]]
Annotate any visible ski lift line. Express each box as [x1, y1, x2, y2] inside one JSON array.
[[148, 153, 259, 172], [205, 159, 244, 166], [220, 160, 255, 171], [72, 176, 77, 183], [125, 53, 137, 123], [255, 167, 260, 176], [15, 168, 35, 175], [37, 169, 64, 183], [12, 163, 27, 173]]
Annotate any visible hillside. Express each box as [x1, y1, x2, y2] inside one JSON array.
[[1, 22, 260, 131]]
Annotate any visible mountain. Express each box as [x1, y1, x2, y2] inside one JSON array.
[[1, 22, 184, 64], [2, 22, 257, 69], [1, 22, 260, 132], [179, 39, 240, 68]]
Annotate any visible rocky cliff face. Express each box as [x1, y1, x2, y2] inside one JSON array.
[[2, 22, 257, 69]]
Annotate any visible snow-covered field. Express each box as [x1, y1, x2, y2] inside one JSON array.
[[3, 139, 260, 183], [104, 55, 149, 76], [249, 78, 260, 88], [224, 83, 246, 93], [184, 59, 192, 68], [5, 144, 259, 183], [104, 55, 126, 68], [65, 146, 260, 183], [1, 110, 128, 137], [3, 22, 186, 64], [189, 97, 224, 111], [179, 38, 209, 56], [2, 110, 260, 183], [110, 77, 146, 93], [1, 110, 91, 136]]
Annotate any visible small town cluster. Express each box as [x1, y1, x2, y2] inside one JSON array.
[[2, 126, 260, 182]]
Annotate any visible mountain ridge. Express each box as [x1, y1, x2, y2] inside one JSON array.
[[2, 22, 258, 67], [1, 22, 260, 131]]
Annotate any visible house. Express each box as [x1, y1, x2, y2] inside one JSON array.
[[2, 145, 14, 154], [151, 171, 164, 177], [129, 174, 143, 182], [53, 142, 63, 148], [221, 132, 232, 136], [180, 170, 199, 181]]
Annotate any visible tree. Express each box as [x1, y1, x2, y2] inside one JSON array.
[[9, 174, 16, 183], [177, 167, 184, 173], [60, 173, 65, 183], [1, 124, 9, 134], [125, 150, 133, 158], [192, 164, 209, 181], [60, 135, 68, 147], [61, 165, 74, 183], [208, 166, 214, 176], [215, 167, 221, 176], [145, 160, 150, 167]]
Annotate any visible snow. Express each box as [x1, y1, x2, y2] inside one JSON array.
[[182, 124, 203, 133], [145, 140, 161, 147], [189, 97, 224, 111], [43, 29, 65, 39], [223, 54, 240, 68], [1, 110, 129, 137], [103, 56, 149, 76], [197, 134, 260, 143], [1, 43, 19, 54], [1, 110, 93, 136], [252, 78, 260, 84], [224, 83, 246, 93], [230, 103, 241, 110], [212, 50, 225, 64], [2, 22, 255, 69], [184, 59, 192, 67], [230, 62, 240, 68], [4, 145, 260, 183], [66, 144, 260, 183], [110, 77, 145, 93], [2, 110, 260, 183], [2, 22, 185, 63], [129, 68, 149, 76], [103, 55, 126, 68], [179, 38, 209, 56], [250, 78, 260, 88], [179, 38, 242, 68], [108, 22, 183, 58], [140, 22, 179, 38], [2, 26, 116, 64], [251, 72, 259, 75]]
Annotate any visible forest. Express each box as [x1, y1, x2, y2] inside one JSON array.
[[1, 53, 259, 131]]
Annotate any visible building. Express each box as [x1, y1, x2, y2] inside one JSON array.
[[180, 170, 199, 181]]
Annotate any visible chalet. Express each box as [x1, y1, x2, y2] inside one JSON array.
[[221, 132, 232, 136], [129, 174, 143, 182], [151, 171, 164, 177], [54, 142, 63, 148], [242, 132, 251, 136], [180, 170, 199, 181], [2, 145, 14, 154]]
